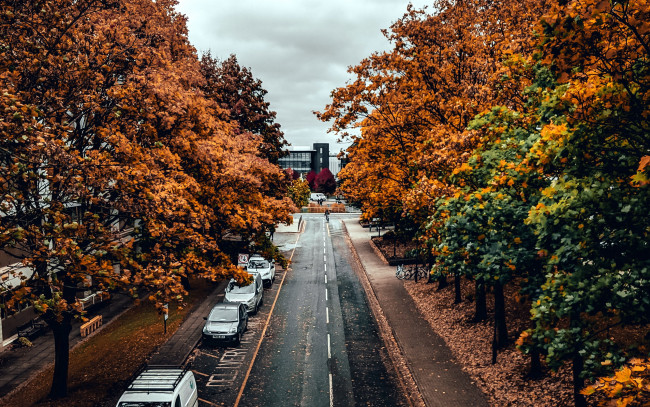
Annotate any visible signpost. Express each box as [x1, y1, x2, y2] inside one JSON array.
[[163, 303, 168, 334], [238, 253, 249, 268]]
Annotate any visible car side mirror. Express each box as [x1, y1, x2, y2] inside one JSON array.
[[203, 317, 207, 320]]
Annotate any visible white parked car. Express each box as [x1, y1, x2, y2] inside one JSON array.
[[116, 366, 198, 407], [246, 256, 276, 286], [310, 192, 327, 201], [225, 273, 264, 314]]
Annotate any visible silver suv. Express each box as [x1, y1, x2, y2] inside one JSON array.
[[225, 273, 264, 314]]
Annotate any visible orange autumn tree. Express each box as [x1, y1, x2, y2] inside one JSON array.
[[199, 53, 289, 164], [515, 1, 650, 405], [197, 53, 295, 250], [0, 0, 293, 399], [319, 0, 549, 238]]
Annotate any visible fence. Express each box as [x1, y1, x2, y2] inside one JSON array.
[[307, 202, 346, 213], [80, 315, 103, 337], [79, 291, 110, 310]]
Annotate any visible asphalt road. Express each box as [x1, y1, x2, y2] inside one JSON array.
[[190, 214, 406, 406], [238, 214, 405, 407]]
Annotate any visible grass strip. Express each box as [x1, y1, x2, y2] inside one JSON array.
[[4, 279, 215, 407]]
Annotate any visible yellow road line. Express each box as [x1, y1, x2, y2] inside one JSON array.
[[233, 228, 302, 407], [199, 350, 221, 360], [198, 397, 220, 406]]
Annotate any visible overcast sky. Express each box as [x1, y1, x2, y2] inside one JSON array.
[[174, 0, 429, 153]]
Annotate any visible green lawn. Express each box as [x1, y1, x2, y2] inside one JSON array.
[[3, 278, 215, 407]]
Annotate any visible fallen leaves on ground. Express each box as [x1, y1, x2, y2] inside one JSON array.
[[403, 278, 573, 406]]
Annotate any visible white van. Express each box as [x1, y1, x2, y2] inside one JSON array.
[[116, 366, 198, 407], [225, 273, 264, 314], [310, 192, 327, 201]]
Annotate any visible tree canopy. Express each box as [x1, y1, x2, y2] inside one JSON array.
[[0, 0, 294, 398], [320, 0, 650, 405]]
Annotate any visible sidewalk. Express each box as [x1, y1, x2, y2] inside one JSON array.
[[148, 281, 226, 365], [342, 218, 489, 407], [0, 292, 133, 399]]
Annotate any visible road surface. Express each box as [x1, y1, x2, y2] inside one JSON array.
[[192, 214, 406, 406]]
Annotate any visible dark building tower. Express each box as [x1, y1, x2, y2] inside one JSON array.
[[313, 143, 329, 173]]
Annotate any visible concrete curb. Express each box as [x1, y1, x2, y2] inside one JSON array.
[[368, 237, 390, 265]]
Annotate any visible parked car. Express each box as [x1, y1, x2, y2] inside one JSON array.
[[202, 302, 248, 346], [310, 192, 327, 201], [225, 273, 263, 314], [246, 255, 275, 286], [116, 365, 198, 407]]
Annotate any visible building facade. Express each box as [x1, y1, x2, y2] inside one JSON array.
[[278, 146, 314, 175], [279, 143, 333, 177]]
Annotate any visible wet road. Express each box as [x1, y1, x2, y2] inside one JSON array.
[[190, 214, 406, 406], [238, 214, 405, 407]]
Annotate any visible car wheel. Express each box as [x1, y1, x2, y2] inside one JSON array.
[[235, 332, 241, 346]]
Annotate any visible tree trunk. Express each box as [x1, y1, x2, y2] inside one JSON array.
[[393, 221, 397, 258], [437, 274, 448, 290], [526, 318, 543, 379], [454, 274, 462, 304], [181, 275, 191, 290], [474, 278, 487, 322], [570, 313, 587, 407], [49, 279, 76, 399], [427, 253, 434, 284], [572, 352, 587, 407], [527, 346, 543, 379], [493, 280, 509, 348], [49, 317, 72, 399]]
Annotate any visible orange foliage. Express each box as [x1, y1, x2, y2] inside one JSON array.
[[1, 0, 293, 397], [319, 0, 549, 228]]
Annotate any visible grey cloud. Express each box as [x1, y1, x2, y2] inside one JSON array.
[[175, 0, 429, 147]]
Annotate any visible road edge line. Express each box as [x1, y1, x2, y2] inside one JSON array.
[[233, 227, 302, 407]]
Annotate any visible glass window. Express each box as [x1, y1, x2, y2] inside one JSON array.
[[226, 281, 255, 294], [208, 307, 239, 322]]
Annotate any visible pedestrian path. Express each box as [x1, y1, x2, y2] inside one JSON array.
[[149, 282, 226, 366], [343, 219, 489, 407], [0, 292, 133, 399]]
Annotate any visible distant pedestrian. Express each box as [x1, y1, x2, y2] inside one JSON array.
[[325, 209, 330, 222]]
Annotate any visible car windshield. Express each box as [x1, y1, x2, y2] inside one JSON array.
[[208, 307, 239, 322], [227, 281, 255, 294], [118, 403, 171, 407], [248, 260, 269, 269]]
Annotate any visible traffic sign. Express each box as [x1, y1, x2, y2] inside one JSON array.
[[238, 253, 249, 267]]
